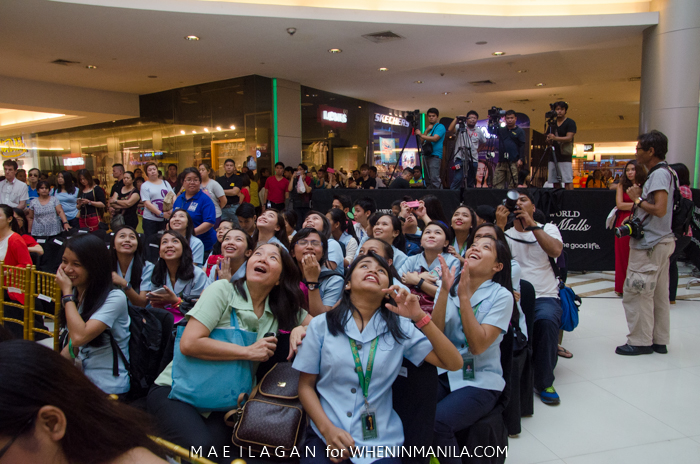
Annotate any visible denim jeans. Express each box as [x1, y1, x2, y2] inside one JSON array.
[[532, 297, 562, 391]]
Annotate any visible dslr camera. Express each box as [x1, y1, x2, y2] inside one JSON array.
[[502, 189, 520, 213], [615, 217, 644, 239]]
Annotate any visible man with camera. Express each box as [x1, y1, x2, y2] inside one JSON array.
[[448, 110, 487, 189], [415, 108, 446, 189], [500, 190, 564, 405], [616, 130, 675, 356], [490, 110, 525, 189], [545, 101, 576, 190]]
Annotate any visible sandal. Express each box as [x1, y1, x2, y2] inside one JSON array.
[[557, 346, 573, 359]]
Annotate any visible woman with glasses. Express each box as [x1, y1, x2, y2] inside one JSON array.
[[198, 163, 227, 226], [291, 228, 344, 316], [172, 168, 217, 255]]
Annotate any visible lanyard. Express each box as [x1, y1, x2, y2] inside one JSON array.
[[457, 302, 481, 349], [349, 338, 378, 410], [454, 238, 469, 257]]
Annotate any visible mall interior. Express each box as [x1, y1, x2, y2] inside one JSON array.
[[1, 1, 700, 464]]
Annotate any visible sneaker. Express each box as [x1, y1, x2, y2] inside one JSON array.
[[536, 386, 560, 405]]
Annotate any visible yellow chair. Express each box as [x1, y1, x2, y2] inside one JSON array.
[[0, 262, 32, 339], [28, 266, 63, 351], [150, 436, 221, 464]]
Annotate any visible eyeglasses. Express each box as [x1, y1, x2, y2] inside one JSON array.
[[297, 239, 322, 247], [184, 178, 200, 183], [0, 417, 34, 460]]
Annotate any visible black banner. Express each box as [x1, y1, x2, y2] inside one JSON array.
[[312, 188, 618, 272]]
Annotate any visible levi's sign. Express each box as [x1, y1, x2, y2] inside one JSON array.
[[322, 110, 347, 123], [375, 113, 410, 127]]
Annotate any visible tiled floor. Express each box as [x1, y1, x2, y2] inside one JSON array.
[[507, 264, 700, 464]]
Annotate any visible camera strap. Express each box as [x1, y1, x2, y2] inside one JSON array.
[[506, 231, 563, 283]]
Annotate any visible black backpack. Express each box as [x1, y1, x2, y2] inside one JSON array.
[[667, 167, 694, 239], [109, 305, 174, 400]]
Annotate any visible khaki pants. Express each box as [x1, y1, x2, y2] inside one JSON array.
[[622, 237, 675, 346], [494, 161, 518, 189]]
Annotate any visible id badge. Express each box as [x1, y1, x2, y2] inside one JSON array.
[[361, 411, 379, 440], [462, 355, 475, 381]]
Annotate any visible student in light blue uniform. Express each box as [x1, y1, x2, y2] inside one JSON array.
[[253, 209, 290, 250], [398, 222, 460, 305], [168, 208, 205, 266], [291, 228, 344, 316], [139, 231, 208, 324], [447, 204, 477, 266], [302, 210, 345, 273], [207, 228, 253, 285], [431, 231, 515, 464], [109, 225, 155, 308], [354, 213, 408, 271], [356, 237, 409, 291], [327, 208, 360, 267], [55, 234, 130, 395], [293, 252, 463, 464]]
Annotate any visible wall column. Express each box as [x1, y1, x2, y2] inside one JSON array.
[[274, 79, 302, 168]]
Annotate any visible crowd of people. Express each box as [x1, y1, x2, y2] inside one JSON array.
[[0, 129, 690, 464]]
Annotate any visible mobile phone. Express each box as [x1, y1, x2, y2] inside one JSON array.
[[327, 168, 335, 174], [148, 287, 168, 297], [263, 332, 276, 338], [406, 201, 420, 208]]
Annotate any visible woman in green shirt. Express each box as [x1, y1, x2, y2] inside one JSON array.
[[146, 242, 311, 457]]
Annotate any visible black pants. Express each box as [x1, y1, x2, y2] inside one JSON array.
[[146, 385, 232, 464], [669, 236, 692, 302]]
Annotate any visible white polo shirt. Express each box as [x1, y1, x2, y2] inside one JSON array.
[[0, 178, 29, 207]]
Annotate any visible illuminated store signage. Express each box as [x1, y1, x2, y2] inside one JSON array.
[[322, 110, 347, 123], [374, 113, 410, 128], [318, 105, 348, 127], [0, 137, 29, 158], [63, 157, 85, 167]]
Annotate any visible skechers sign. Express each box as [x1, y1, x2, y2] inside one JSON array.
[[318, 105, 348, 127], [374, 113, 410, 128]]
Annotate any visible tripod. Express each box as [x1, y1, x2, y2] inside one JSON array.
[[532, 120, 562, 187], [387, 124, 420, 187], [448, 125, 473, 192], [488, 124, 519, 189]]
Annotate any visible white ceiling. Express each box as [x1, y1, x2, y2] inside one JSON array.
[[0, 0, 656, 141]]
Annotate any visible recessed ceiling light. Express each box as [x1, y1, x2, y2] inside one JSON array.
[[216, 126, 222, 131], [230, 125, 236, 130], [476, 41, 487, 45], [185, 35, 200, 41], [85, 65, 97, 69], [517, 70, 527, 73], [414, 80, 423, 84], [180, 130, 185, 135], [328, 48, 342, 54], [358, 106, 362, 108], [492, 51, 505, 56], [148, 75, 157, 78], [443, 92, 451, 95], [464, 100, 472, 103], [378, 67, 388, 72], [536, 83, 546, 87]]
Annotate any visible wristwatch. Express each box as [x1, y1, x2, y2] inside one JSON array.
[[634, 197, 643, 206], [61, 295, 76, 307], [306, 282, 319, 291]]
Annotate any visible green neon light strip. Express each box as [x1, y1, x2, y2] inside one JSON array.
[[420, 113, 426, 179], [695, 106, 700, 188], [272, 78, 279, 163]]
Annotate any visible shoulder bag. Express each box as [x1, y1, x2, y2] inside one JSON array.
[[169, 307, 258, 411], [421, 124, 441, 157], [224, 362, 306, 457]]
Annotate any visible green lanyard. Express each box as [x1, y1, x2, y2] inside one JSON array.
[[455, 239, 469, 257], [457, 302, 481, 349], [349, 338, 379, 410]]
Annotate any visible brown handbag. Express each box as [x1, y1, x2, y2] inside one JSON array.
[[224, 362, 306, 457]]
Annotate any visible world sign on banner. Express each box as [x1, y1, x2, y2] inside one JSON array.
[[380, 137, 396, 163]]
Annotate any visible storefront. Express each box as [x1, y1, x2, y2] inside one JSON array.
[[5, 75, 274, 193]]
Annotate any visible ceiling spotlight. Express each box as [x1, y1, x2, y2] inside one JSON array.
[[378, 67, 388, 72], [536, 82, 546, 87], [328, 49, 342, 54], [85, 65, 97, 69], [203, 128, 209, 132], [230, 125, 236, 130], [286, 27, 297, 36], [358, 106, 362, 108], [180, 130, 185, 135], [443, 92, 451, 95], [185, 35, 200, 41], [414, 80, 423, 84], [475, 41, 487, 45], [492, 51, 505, 56], [216, 126, 222, 131]]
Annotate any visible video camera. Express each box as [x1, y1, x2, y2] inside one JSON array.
[[545, 103, 558, 125], [488, 106, 505, 126], [405, 109, 421, 128]]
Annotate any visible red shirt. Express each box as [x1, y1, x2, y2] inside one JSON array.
[[3, 233, 32, 304], [241, 187, 251, 204], [265, 176, 290, 204]]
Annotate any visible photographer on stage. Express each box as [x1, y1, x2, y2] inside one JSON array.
[[545, 101, 576, 190], [616, 130, 675, 356], [489, 110, 525, 189], [448, 110, 487, 189], [415, 107, 447, 189]]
